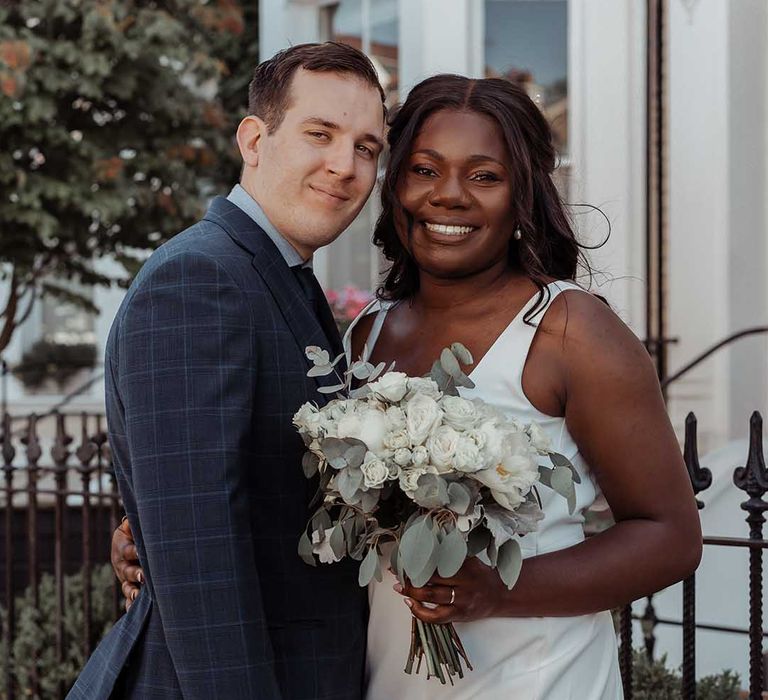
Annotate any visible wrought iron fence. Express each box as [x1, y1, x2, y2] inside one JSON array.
[[0, 411, 121, 700], [0, 408, 765, 699]]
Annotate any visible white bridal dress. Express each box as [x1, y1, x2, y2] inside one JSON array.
[[344, 281, 624, 700]]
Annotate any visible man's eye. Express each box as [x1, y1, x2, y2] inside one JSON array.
[[356, 144, 373, 157], [308, 131, 329, 140]]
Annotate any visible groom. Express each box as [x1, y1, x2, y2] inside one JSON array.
[[68, 43, 386, 700]]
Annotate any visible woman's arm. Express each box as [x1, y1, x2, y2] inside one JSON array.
[[400, 290, 702, 621]]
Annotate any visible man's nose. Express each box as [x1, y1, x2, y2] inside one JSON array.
[[325, 141, 356, 180]]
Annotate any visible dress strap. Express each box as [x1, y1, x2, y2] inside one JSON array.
[[342, 297, 396, 363]]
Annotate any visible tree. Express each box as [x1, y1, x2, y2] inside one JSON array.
[[0, 0, 258, 355]]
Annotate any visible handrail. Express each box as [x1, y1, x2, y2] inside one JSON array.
[[660, 326, 768, 390]]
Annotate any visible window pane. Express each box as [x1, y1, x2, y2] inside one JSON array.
[[485, 0, 568, 156]]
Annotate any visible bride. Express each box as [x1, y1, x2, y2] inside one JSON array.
[[112, 74, 701, 699]]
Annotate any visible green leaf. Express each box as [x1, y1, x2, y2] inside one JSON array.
[[369, 361, 387, 382], [439, 348, 462, 379], [317, 383, 346, 394], [307, 364, 334, 377], [301, 452, 320, 478], [437, 527, 467, 578], [537, 465, 553, 488], [467, 526, 491, 557], [497, 539, 523, 589], [329, 523, 346, 560], [344, 442, 367, 469], [312, 509, 332, 537], [399, 514, 438, 585], [550, 452, 582, 483], [337, 467, 364, 502], [305, 346, 329, 365], [298, 531, 316, 567], [358, 546, 380, 586], [450, 342, 474, 365], [447, 481, 472, 514], [412, 473, 449, 509], [551, 466, 574, 499]]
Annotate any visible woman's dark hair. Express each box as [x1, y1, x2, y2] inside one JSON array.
[[374, 74, 597, 320]]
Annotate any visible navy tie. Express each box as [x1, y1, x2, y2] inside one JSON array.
[[292, 266, 344, 359]]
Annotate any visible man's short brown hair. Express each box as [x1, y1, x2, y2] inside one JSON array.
[[248, 42, 386, 133]]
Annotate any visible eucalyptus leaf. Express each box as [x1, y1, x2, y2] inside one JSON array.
[[351, 361, 375, 380], [467, 525, 491, 557], [312, 509, 332, 537], [360, 489, 380, 511], [497, 539, 523, 589], [409, 543, 439, 587], [305, 346, 329, 365], [399, 515, 438, 584], [359, 546, 380, 586], [455, 373, 476, 389], [447, 481, 472, 514], [307, 364, 334, 377], [344, 442, 367, 469], [331, 352, 346, 367], [450, 342, 474, 365], [551, 466, 574, 499], [537, 465, 553, 489], [487, 539, 499, 567], [437, 527, 468, 578], [320, 438, 350, 461], [550, 452, 582, 483], [298, 530, 316, 567], [369, 361, 387, 382], [329, 523, 346, 560], [337, 467, 364, 502], [429, 360, 451, 388], [484, 508, 517, 547], [439, 348, 462, 379], [302, 452, 320, 478], [317, 383, 346, 394], [349, 385, 373, 399], [412, 473, 450, 509]]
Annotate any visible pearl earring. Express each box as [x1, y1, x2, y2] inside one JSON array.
[[513, 227, 522, 241]]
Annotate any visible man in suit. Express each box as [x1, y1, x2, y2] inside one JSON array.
[[68, 42, 386, 700]]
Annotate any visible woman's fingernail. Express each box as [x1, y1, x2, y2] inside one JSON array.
[[131, 589, 138, 600], [404, 598, 413, 608], [137, 571, 144, 584], [393, 583, 403, 593]]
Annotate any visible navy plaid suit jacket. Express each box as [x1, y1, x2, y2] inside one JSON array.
[[68, 197, 367, 700]]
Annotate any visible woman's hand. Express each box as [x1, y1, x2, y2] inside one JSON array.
[[393, 557, 507, 624], [111, 517, 144, 611]]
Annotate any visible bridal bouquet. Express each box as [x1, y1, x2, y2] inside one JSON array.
[[294, 343, 578, 685]]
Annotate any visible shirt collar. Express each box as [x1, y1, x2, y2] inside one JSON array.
[[226, 184, 311, 269]]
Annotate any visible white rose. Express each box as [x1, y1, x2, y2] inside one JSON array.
[[528, 423, 552, 453], [384, 406, 407, 431], [473, 449, 539, 511], [426, 425, 460, 474], [336, 407, 388, 453], [405, 394, 443, 446], [384, 428, 411, 451], [327, 399, 358, 421], [360, 452, 389, 489], [292, 403, 324, 438], [467, 428, 487, 451], [441, 396, 480, 431], [393, 447, 412, 467], [452, 436, 482, 473], [368, 371, 409, 403], [399, 467, 428, 495], [405, 376, 442, 400], [411, 445, 429, 466]]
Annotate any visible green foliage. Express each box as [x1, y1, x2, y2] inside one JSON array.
[[632, 650, 741, 700], [13, 338, 97, 389], [0, 0, 258, 352], [0, 564, 117, 699]]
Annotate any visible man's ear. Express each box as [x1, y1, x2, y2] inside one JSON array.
[[236, 115, 266, 167]]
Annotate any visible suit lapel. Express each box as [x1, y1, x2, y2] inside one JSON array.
[[203, 197, 346, 393]]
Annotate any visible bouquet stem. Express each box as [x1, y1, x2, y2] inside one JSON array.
[[405, 617, 472, 684]]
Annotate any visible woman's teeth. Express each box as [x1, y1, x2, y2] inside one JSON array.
[[424, 222, 476, 236]]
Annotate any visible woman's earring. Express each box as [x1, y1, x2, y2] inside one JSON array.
[[513, 227, 522, 241]]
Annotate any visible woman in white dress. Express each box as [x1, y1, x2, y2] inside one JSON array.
[[111, 74, 702, 700], [347, 74, 701, 699]]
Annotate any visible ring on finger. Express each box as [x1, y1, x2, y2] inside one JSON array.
[[449, 587, 456, 605]]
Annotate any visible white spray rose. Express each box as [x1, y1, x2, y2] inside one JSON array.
[[368, 371, 409, 403], [426, 425, 460, 474], [405, 376, 442, 400], [441, 396, 480, 431], [393, 447, 412, 467], [399, 466, 429, 495], [336, 407, 388, 453], [452, 436, 482, 473], [360, 452, 389, 489], [405, 394, 443, 446], [411, 445, 429, 466], [384, 428, 411, 451]]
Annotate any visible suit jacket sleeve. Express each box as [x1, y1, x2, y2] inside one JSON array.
[[117, 251, 283, 699]]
